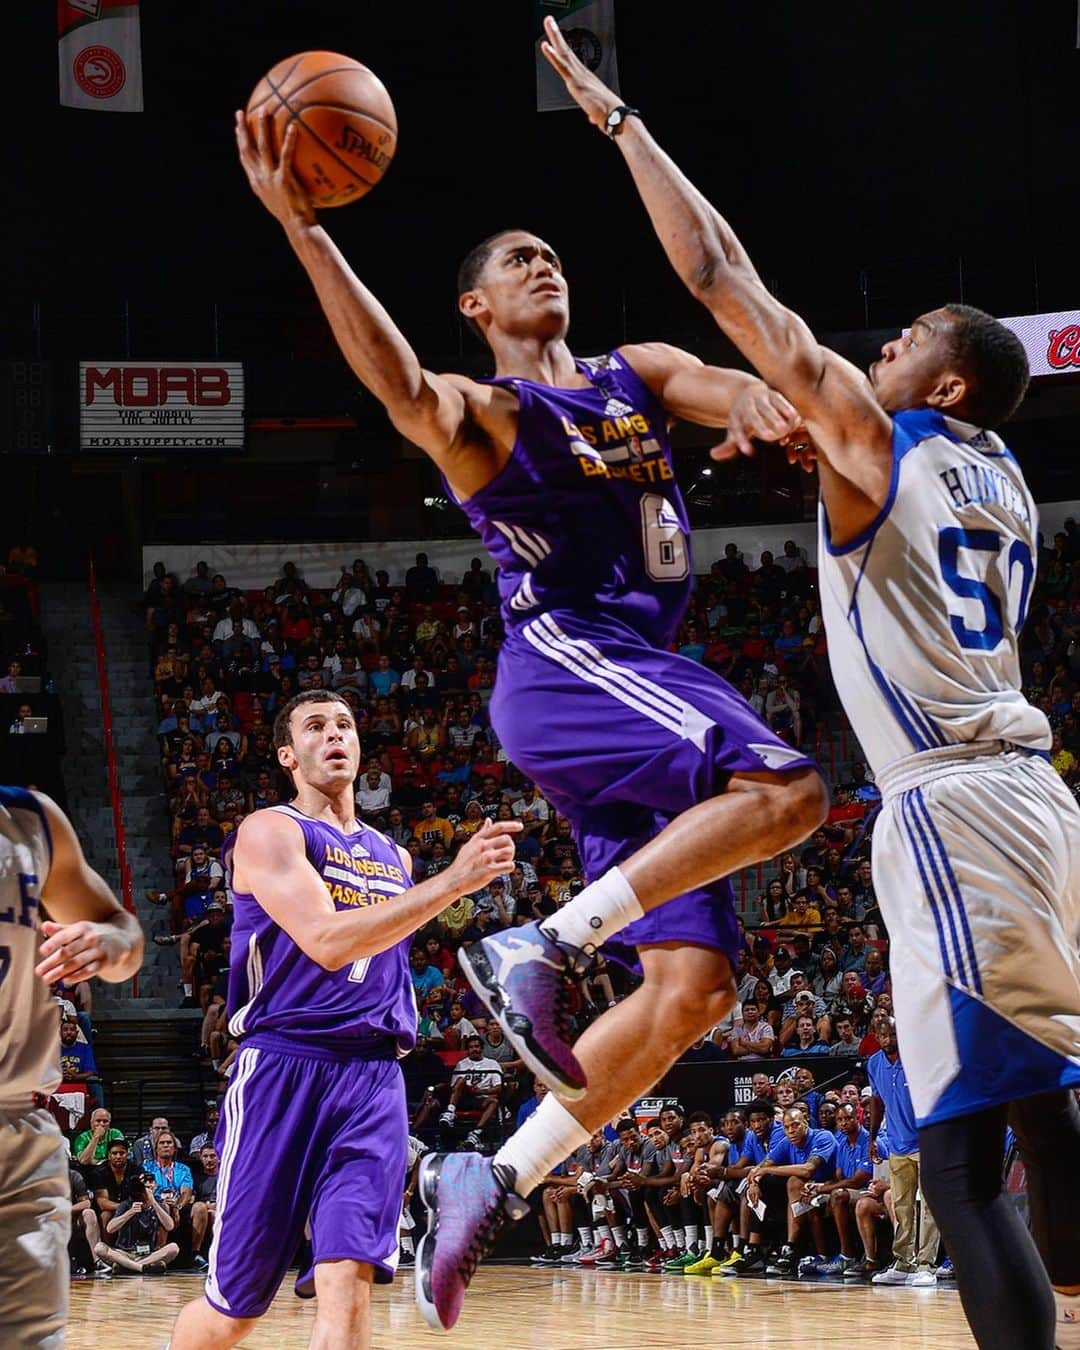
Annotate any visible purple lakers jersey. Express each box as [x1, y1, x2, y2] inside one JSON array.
[[227, 805, 417, 1053], [453, 350, 692, 648]]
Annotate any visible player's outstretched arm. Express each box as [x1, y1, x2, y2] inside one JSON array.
[[234, 110, 470, 467], [619, 342, 802, 456], [34, 793, 144, 985], [540, 18, 893, 545], [234, 812, 520, 971]]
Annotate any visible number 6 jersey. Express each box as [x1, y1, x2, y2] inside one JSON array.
[[817, 408, 1050, 774], [452, 350, 692, 649]]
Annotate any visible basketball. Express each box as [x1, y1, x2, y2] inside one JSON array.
[[246, 51, 397, 208]]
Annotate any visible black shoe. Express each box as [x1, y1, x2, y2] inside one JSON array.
[[531, 1244, 561, 1265], [765, 1246, 796, 1277], [191, 1253, 208, 1272], [153, 934, 179, 946], [735, 1248, 769, 1276], [142, 1261, 168, 1276], [399, 1248, 416, 1267]]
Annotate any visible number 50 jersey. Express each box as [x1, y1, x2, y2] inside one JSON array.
[[817, 409, 1050, 774], [452, 350, 692, 651]]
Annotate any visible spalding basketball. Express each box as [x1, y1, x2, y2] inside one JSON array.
[[246, 51, 397, 208]]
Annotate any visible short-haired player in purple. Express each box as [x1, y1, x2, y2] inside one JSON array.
[[235, 103, 829, 1332], [168, 689, 519, 1350]]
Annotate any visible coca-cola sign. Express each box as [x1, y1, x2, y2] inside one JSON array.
[[1000, 310, 1080, 378], [1046, 324, 1080, 371]]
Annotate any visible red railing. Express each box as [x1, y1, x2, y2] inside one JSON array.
[[88, 552, 138, 997]]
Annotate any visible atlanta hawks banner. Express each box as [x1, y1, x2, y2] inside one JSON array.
[[58, 0, 144, 112]]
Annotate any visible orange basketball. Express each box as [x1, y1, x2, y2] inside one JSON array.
[[246, 51, 397, 208]]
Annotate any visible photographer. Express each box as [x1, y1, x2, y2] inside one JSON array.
[[94, 1173, 180, 1274]]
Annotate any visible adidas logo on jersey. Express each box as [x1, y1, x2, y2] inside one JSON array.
[[603, 397, 635, 418], [351, 843, 371, 859]]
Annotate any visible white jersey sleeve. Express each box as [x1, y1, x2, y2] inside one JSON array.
[[0, 787, 58, 1103], [817, 409, 1050, 775]]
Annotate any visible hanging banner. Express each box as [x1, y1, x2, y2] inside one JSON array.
[[58, 0, 144, 112], [536, 0, 620, 112]]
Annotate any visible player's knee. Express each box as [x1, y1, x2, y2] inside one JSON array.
[[654, 974, 735, 1041]]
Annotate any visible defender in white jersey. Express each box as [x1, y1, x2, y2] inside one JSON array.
[[0, 786, 142, 1347], [541, 34, 1080, 1344]]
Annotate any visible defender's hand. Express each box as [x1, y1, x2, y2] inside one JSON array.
[[539, 15, 622, 129], [711, 384, 803, 461], [235, 110, 317, 230]]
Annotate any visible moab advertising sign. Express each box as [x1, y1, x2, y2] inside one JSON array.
[[79, 362, 245, 450]]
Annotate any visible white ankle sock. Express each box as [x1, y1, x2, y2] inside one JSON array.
[[493, 1095, 590, 1197], [540, 867, 644, 954]]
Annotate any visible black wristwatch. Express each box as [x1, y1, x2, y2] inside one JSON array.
[[604, 105, 641, 138]]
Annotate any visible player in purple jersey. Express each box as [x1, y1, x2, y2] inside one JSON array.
[[536, 18, 1080, 1350], [236, 110, 829, 1332], [169, 690, 518, 1350]]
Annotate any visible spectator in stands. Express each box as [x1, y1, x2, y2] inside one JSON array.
[[808, 1103, 874, 1275], [867, 1021, 940, 1287], [726, 999, 774, 1060], [132, 1116, 178, 1168], [744, 1108, 837, 1277], [511, 780, 549, 837], [405, 551, 439, 599], [95, 1172, 180, 1275], [829, 1015, 863, 1059], [781, 1012, 830, 1057], [188, 1103, 221, 1158], [777, 892, 821, 930], [59, 1013, 104, 1109], [68, 1165, 108, 1278], [778, 974, 829, 1047], [73, 1107, 125, 1168], [812, 945, 843, 1000], [355, 766, 392, 823], [91, 1138, 142, 1223], [190, 1144, 219, 1267], [409, 945, 447, 1007], [414, 1034, 504, 1150]]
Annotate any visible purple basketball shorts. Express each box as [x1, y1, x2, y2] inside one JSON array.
[[491, 610, 816, 965], [205, 1037, 407, 1319]]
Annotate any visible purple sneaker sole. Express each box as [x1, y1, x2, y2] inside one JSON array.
[[458, 928, 587, 1100], [415, 1152, 529, 1332]]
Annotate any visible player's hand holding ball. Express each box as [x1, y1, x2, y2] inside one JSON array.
[[447, 817, 522, 894]]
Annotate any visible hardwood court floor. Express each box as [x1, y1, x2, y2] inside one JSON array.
[[68, 1264, 977, 1348]]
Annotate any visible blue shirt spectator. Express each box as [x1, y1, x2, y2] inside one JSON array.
[[867, 1044, 919, 1154], [767, 1127, 837, 1182], [834, 1124, 872, 1180]]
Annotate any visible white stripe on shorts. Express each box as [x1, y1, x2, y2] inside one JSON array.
[[524, 613, 713, 751], [206, 1045, 260, 1310]]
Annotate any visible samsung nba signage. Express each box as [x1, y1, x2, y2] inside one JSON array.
[[79, 362, 245, 449]]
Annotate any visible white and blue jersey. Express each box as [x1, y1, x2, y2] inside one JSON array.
[[818, 410, 1048, 771], [819, 410, 1080, 1128], [0, 787, 56, 1103]]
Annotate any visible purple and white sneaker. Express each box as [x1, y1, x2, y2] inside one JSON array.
[[457, 921, 587, 1099], [415, 1152, 530, 1332]]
